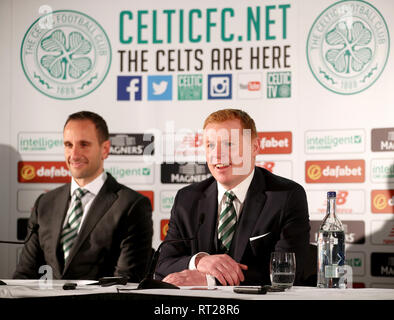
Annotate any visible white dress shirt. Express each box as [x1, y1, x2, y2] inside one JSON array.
[[63, 171, 107, 233], [188, 169, 255, 285]]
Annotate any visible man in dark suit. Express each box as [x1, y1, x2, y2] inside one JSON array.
[[155, 109, 310, 286], [14, 111, 153, 282]]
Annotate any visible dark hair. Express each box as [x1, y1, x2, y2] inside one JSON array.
[[64, 111, 109, 143]]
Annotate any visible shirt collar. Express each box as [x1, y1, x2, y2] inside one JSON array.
[[217, 168, 255, 204], [70, 171, 107, 197]]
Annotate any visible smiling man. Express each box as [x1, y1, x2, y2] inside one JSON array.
[[14, 111, 153, 281], [155, 109, 311, 286]]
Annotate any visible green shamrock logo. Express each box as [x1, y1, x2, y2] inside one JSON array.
[[325, 21, 372, 74], [40, 30, 92, 80]]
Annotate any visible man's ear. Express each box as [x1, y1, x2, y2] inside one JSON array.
[[101, 140, 111, 160], [252, 137, 260, 156]]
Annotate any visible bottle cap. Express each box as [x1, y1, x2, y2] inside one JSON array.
[[327, 191, 336, 198]]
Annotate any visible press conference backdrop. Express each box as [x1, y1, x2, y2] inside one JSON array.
[[0, 0, 393, 288]]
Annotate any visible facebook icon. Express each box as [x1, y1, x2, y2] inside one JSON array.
[[117, 76, 142, 101]]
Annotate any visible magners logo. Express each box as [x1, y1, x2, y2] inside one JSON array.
[[305, 160, 365, 183]]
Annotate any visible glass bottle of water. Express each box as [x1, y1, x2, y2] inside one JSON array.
[[317, 191, 345, 288]]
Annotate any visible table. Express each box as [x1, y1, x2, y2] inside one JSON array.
[[1, 280, 393, 318]]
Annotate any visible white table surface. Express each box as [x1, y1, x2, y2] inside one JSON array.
[[1, 280, 394, 300]]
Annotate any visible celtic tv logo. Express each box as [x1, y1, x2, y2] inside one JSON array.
[[307, 0, 389, 95], [21, 10, 111, 100]]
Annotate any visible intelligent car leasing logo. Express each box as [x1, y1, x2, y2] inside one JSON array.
[[208, 74, 232, 99], [117, 76, 142, 101], [148, 75, 172, 100], [21, 10, 111, 100], [306, 0, 389, 95]]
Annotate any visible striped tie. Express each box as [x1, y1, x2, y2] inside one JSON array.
[[61, 188, 88, 260], [218, 191, 237, 251]]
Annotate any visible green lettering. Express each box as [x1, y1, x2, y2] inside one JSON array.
[[189, 9, 202, 43], [152, 10, 163, 44], [266, 5, 276, 40], [206, 8, 217, 43], [279, 4, 290, 39], [221, 8, 234, 41], [247, 7, 260, 41], [137, 10, 148, 44], [163, 9, 176, 43], [120, 11, 132, 44]]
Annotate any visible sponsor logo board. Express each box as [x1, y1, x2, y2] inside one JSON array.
[[307, 190, 365, 215], [371, 128, 394, 152], [160, 190, 177, 213], [371, 252, 394, 277], [371, 190, 394, 214], [161, 162, 211, 184], [109, 133, 154, 156], [305, 160, 365, 183], [310, 220, 365, 244], [346, 251, 365, 276], [371, 159, 394, 183], [305, 129, 365, 154], [18, 132, 63, 154], [258, 132, 292, 154], [18, 161, 71, 183], [104, 162, 154, 184], [371, 221, 394, 245]]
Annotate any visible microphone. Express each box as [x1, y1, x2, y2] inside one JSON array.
[[0, 224, 39, 245], [137, 213, 205, 290]]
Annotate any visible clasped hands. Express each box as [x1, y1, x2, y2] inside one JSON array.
[[162, 254, 248, 286]]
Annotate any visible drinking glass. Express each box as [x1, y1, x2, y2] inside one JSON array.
[[270, 252, 296, 289]]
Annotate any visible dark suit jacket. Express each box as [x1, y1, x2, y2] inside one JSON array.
[[14, 173, 153, 282], [155, 167, 311, 286]]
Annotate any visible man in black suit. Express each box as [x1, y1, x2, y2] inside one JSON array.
[[155, 109, 310, 286], [14, 111, 153, 281]]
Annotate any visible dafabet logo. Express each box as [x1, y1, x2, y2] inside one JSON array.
[[18, 161, 71, 183], [371, 190, 394, 213], [305, 160, 365, 183]]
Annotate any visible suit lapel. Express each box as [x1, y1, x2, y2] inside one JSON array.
[[63, 174, 119, 274], [233, 168, 267, 262], [196, 181, 218, 254], [51, 185, 71, 276]]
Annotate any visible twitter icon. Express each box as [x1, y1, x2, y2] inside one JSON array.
[[148, 75, 172, 100]]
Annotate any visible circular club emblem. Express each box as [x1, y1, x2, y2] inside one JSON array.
[[307, 0, 389, 95], [21, 10, 111, 100]]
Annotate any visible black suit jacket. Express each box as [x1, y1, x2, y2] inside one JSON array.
[[14, 173, 153, 282], [155, 167, 311, 285]]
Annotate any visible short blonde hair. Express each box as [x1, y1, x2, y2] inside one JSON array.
[[203, 109, 257, 138]]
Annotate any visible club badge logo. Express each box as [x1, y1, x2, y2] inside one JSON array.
[[306, 0, 389, 95], [21, 10, 111, 100]]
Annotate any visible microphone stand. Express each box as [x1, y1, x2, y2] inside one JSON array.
[[0, 224, 39, 245]]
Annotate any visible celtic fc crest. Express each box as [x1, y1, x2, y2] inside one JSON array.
[[21, 10, 111, 100], [307, 0, 389, 95]]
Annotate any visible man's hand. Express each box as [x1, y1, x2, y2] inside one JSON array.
[[196, 254, 248, 286], [163, 269, 208, 286]]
